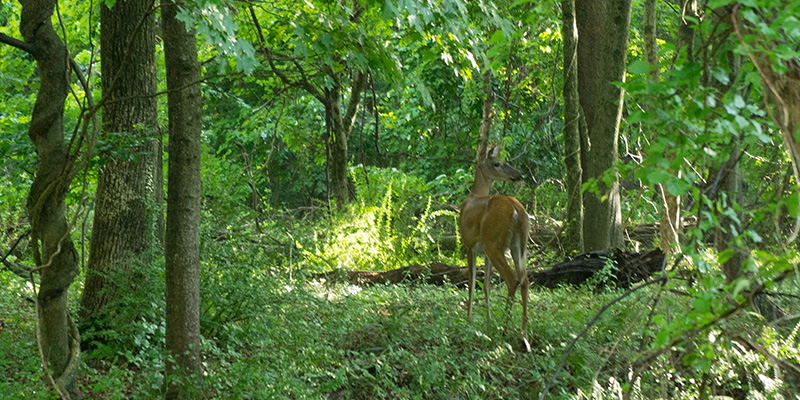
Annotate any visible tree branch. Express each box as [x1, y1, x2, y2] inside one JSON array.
[[0, 33, 35, 54], [343, 71, 366, 134], [0, 32, 35, 54], [264, 47, 325, 102]]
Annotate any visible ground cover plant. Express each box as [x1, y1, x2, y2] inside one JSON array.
[[1, 0, 800, 398]]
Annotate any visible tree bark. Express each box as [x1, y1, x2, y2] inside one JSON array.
[[578, 0, 631, 251], [714, 145, 746, 283], [575, 0, 605, 147], [13, 0, 81, 396], [643, 0, 681, 253], [643, 0, 658, 81], [477, 68, 494, 160], [562, 0, 584, 253], [676, 0, 698, 61], [162, 0, 203, 396], [327, 70, 366, 208], [79, 0, 159, 335]]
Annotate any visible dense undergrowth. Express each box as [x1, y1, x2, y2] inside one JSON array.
[[2, 165, 799, 399], [2, 237, 799, 399]]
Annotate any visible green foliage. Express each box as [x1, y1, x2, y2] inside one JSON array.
[[174, 280, 666, 399], [176, 0, 259, 74], [0, 272, 52, 400], [0, 2, 35, 213], [81, 253, 167, 365], [298, 166, 457, 272], [5, 0, 800, 398], [199, 227, 285, 343], [612, 0, 800, 394]]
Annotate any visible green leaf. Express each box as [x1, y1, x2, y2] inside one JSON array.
[[746, 230, 762, 243], [717, 248, 734, 264], [693, 295, 711, 314], [751, 121, 770, 143], [786, 192, 799, 217], [665, 178, 692, 197], [707, 0, 735, 9], [645, 169, 671, 185], [628, 60, 651, 75], [732, 278, 750, 298], [489, 30, 505, 45], [655, 328, 670, 347], [733, 94, 745, 109], [711, 67, 729, 85]]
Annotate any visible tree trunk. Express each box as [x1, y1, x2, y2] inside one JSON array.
[[676, 0, 698, 61], [643, 0, 681, 253], [327, 81, 349, 208], [162, 0, 203, 396], [643, 0, 658, 81], [714, 145, 746, 283], [327, 71, 366, 208], [15, 0, 81, 396], [562, 0, 584, 253], [578, 0, 631, 251], [477, 68, 494, 159], [79, 0, 159, 334], [575, 0, 605, 145]]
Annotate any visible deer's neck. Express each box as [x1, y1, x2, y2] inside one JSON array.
[[470, 166, 493, 197]]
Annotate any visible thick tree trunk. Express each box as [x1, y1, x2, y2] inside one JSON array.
[[80, 0, 159, 334], [562, 0, 584, 253], [162, 0, 203, 396], [575, 0, 605, 147], [15, 0, 81, 396], [579, 0, 631, 251], [576, 0, 604, 251]]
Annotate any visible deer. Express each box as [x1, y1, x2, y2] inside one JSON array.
[[459, 145, 531, 352]]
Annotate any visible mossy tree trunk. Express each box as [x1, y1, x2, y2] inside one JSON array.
[[326, 70, 366, 208], [1, 0, 83, 396]]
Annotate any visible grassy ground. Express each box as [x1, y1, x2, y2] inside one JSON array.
[[1, 267, 797, 399]]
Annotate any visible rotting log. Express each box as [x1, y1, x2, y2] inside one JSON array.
[[312, 249, 665, 289]]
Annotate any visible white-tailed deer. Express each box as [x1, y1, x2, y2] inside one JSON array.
[[459, 146, 531, 352]]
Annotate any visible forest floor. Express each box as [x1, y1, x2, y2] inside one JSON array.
[[1, 267, 796, 399]]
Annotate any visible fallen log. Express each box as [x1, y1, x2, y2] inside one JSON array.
[[312, 248, 665, 289], [529, 248, 665, 289]]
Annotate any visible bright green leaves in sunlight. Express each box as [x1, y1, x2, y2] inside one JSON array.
[[177, 0, 258, 74]]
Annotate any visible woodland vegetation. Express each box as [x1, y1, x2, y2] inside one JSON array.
[[1, 0, 799, 399]]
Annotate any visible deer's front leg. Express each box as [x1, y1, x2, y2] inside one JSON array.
[[467, 246, 477, 321], [484, 255, 492, 321]]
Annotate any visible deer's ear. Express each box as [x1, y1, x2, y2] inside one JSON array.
[[488, 146, 500, 158], [479, 145, 490, 161]]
